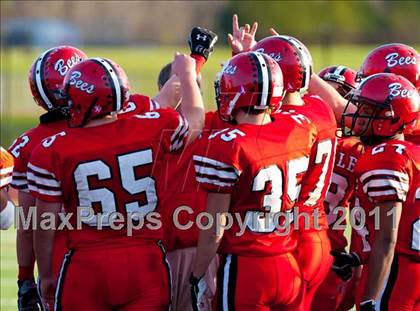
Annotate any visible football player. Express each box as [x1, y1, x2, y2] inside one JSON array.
[[319, 65, 357, 98], [311, 65, 363, 311], [191, 51, 317, 310], [158, 27, 221, 311], [252, 35, 337, 311], [356, 43, 420, 145], [330, 43, 420, 309], [1, 146, 15, 230], [8, 46, 87, 311], [28, 53, 204, 310], [342, 73, 419, 311]]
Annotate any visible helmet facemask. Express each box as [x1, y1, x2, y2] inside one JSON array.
[[341, 94, 395, 141]]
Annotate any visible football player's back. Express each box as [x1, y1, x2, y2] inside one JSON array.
[[29, 54, 202, 311]]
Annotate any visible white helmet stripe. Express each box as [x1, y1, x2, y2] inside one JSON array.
[[253, 52, 269, 107], [35, 49, 54, 109], [334, 66, 346, 76], [280, 35, 312, 91], [91, 57, 122, 111]]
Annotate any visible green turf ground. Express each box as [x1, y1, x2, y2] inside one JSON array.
[[2, 44, 416, 310]]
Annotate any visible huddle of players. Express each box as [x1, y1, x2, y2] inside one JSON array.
[[0, 14, 418, 311]]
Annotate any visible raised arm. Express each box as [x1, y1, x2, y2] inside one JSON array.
[[228, 14, 258, 55], [171, 53, 205, 143]]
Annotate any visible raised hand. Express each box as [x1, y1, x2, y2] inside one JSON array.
[[269, 27, 279, 36], [227, 14, 258, 55], [188, 27, 218, 60], [172, 52, 197, 79]]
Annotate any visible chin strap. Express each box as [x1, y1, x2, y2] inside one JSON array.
[[39, 108, 68, 124]]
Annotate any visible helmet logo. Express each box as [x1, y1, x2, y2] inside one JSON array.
[[227, 86, 245, 115], [223, 64, 237, 75], [69, 71, 95, 94], [389, 82, 415, 98], [385, 52, 416, 68], [254, 48, 281, 62], [54, 54, 84, 77]]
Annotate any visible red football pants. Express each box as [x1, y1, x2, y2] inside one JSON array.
[[213, 252, 302, 310], [52, 230, 68, 279], [311, 267, 359, 311], [296, 230, 333, 311], [356, 254, 420, 311], [55, 242, 170, 311]]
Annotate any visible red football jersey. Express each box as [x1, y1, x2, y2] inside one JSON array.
[[355, 140, 420, 262], [325, 137, 364, 251], [117, 93, 158, 119], [0, 147, 14, 189], [280, 95, 337, 231], [160, 111, 229, 251], [194, 112, 317, 256], [8, 120, 68, 191], [28, 109, 189, 250]]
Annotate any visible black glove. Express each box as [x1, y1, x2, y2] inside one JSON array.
[[17, 280, 44, 311], [330, 250, 361, 281], [360, 299, 376, 311], [188, 27, 218, 60], [190, 274, 206, 311]]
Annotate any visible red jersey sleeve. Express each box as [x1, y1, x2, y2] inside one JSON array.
[[357, 143, 411, 203], [0, 147, 14, 189], [8, 133, 32, 191], [118, 93, 158, 119], [27, 136, 64, 203], [193, 128, 243, 193]]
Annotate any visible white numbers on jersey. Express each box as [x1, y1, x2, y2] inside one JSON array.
[[371, 143, 406, 155], [305, 139, 335, 206], [73, 149, 156, 226], [209, 128, 246, 142], [412, 218, 420, 252], [278, 110, 311, 125], [135, 111, 161, 119], [10, 135, 30, 158], [118, 101, 136, 114], [325, 172, 349, 225], [42, 132, 66, 148], [246, 156, 309, 233], [412, 188, 420, 251]]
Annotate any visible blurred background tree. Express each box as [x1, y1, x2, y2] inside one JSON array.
[[1, 1, 419, 46], [220, 1, 420, 44]]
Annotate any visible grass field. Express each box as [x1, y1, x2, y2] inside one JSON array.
[[0, 44, 414, 310]]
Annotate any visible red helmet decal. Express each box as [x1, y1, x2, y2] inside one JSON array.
[[358, 43, 419, 91], [28, 46, 87, 111], [253, 35, 312, 93], [64, 58, 130, 127], [216, 51, 283, 122]]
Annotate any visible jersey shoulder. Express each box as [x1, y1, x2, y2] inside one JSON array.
[[126, 108, 189, 153], [356, 141, 417, 203], [193, 127, 243, 193], [337, 137, 364, 157], [118, 93, 155, 118]]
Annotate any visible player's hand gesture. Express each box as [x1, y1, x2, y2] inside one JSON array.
[[188, 27, 218, 60], [227, 14, 258, 55], [172, 53, 197, 79], [269, 27, 280, 36]]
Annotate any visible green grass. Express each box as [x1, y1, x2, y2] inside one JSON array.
[[2, 44, 413, 310]]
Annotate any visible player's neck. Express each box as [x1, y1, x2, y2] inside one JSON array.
[[283, 92, 304, 106], [235, 110, 271, 125], [84, 114, 118, 128]]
